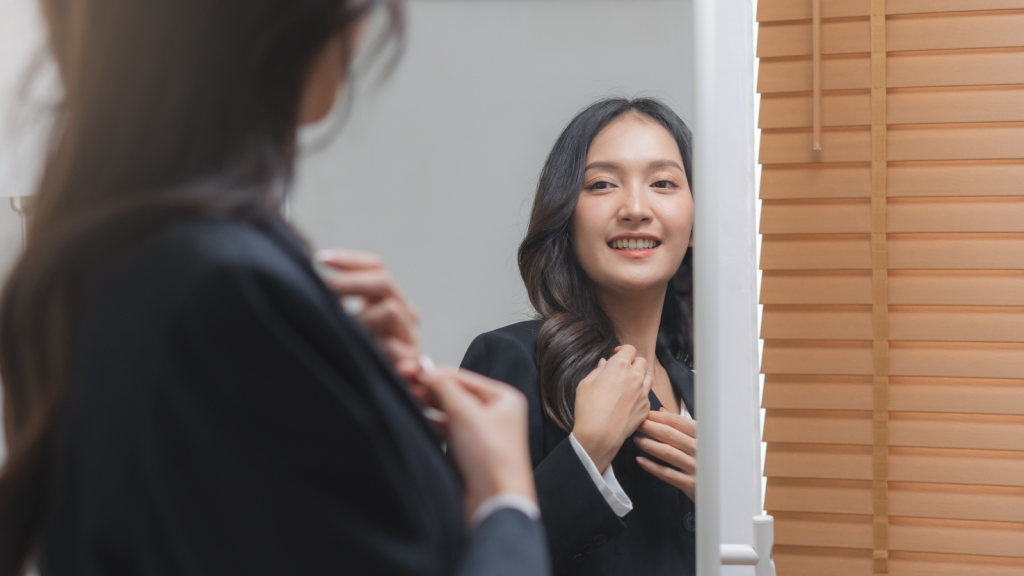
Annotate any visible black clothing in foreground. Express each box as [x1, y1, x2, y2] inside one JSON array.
[[462, 320, 696, 576], [39, 217, 549, 576]]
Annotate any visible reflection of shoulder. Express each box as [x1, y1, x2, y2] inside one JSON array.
[[462, 319, 543, 390], [490, 319, 543, 355]]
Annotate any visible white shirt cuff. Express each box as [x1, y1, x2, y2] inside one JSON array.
[[568, 433, 633, 517], [470, 493, 541, 528]]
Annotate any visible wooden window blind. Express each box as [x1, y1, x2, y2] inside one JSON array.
[[757, 1, 1024, 575]]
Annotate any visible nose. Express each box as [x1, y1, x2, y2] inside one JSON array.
[[619, 182, 653, 224]]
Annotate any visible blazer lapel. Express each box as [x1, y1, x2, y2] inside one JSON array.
[[656, 341, 696, 419]]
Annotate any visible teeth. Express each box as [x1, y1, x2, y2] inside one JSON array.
[[611, 238, 659, 250]]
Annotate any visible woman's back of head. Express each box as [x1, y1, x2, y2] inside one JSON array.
[[0, 1, 400, 574]]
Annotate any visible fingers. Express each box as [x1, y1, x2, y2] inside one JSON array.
[[417, 369, 474, 416], [637, 419, 696, 456], [317, 248, 383, 271], [580, 358, 608, 386], [454, 369, 514, 403], [610, 344, 637, 364], [641, 373, 654, 396], [358, 299, 417, 345], [322, 269, 407, 304], [633, 437, 695, 474], [636, 456, 696, 495], [647, 410, 696, 438], [632, 355, 648, 379]]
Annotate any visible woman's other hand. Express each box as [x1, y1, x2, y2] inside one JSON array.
[[416, 367, 537, 523], [572, 345, 653, 474], [318, 249, 421, 377], [634, 408, 696, 500]]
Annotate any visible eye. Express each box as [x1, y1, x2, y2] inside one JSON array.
[[651, 180, 679, 189], [586, 181, 615, 191]]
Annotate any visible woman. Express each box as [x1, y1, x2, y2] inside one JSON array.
[[0, 1, 548, 575], [462, 97, 697, 575]]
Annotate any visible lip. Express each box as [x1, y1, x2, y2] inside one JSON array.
[[607, 233, 662, 259]]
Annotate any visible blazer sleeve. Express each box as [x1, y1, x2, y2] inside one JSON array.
[[138, 263, 549, 576], [458, 509, 550, 576], [462, 331, 627, 572]]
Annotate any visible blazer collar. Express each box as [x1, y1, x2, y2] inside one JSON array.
[[653, 338, 696, 418], [259, 217, 442, 442]]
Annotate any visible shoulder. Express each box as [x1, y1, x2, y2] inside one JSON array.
[[101, 218, 320, 314], [461, 320, 543, 392], [464, 320, 542, 365]]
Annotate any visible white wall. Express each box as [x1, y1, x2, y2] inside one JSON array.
[[292, 0, 694, 365]]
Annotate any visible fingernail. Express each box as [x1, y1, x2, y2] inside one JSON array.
[[422, 406, 449, 423], [316, 249, 334, 262], [419, 354, 436, 373], [660, 407, 666, 412], [636, 457, 645, 464], [598, 358, 607, 367]]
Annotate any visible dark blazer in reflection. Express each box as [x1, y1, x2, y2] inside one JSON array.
[[39, 217, 549, 576], [462, 320, 696, 576]]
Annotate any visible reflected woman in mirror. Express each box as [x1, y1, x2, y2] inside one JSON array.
[[462, 97, 697, 575]]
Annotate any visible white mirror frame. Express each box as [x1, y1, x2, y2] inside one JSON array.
[[693, 1, 773, 575]]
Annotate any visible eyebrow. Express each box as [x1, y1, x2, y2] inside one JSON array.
[[584, 159, 684, 172]]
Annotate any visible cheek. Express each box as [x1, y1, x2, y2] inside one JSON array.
[[658, 195, 695, 243], [572, 198, 614, 263]]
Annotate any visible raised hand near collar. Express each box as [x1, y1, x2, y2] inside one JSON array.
[[634, 408, 696, 500]]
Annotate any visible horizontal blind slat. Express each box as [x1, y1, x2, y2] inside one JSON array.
[[759, 13, 1024, 58], [762, 305, 1024, 343], [764, 409, 1024, 450], [759, 87, 1024, 129], [761, 234, 1024, 270], [761, 125, 1024, 165], [765, 444, 1024, 486], [761, 162, 1024, 199], [762, 341, 1024, 378], [762, 198, 1024, 234], [759, 50, 1024, 94], [771, 513, 1024, 558], [763, 375, 1024, 415], [758, 0, 1024, 21], [773, 546, 1024, 576], [766, 478, 1024, 523]]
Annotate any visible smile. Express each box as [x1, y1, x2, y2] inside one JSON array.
[[609, 238, 661, 250]]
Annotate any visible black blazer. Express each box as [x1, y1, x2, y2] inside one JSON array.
[[462, 320, 696, 576], [39, 217, 549, 576]]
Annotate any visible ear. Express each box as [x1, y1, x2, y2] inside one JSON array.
[[298, 34, 348, 126]]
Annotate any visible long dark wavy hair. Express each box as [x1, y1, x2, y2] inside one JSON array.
[[0, 1, 401, 574], [519, 97, 693, 432]]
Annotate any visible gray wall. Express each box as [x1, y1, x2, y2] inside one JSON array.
[[292, 0, 694, 365]]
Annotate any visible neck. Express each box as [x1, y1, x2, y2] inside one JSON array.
[[596, 284, 666, 368]]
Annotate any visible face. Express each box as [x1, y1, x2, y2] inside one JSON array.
[[572, 113, 693, 297]]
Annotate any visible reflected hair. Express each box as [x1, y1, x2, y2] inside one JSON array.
[[0, 1, 402, 574], [518, 97, 693, 432]]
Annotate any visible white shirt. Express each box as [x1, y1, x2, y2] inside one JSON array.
[[571, 400, 693, 517]]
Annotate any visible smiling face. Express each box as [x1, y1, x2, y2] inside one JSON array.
[[572, 112, 693, 297]]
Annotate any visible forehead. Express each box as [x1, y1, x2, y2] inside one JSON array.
[[586, 113, 682, 166]]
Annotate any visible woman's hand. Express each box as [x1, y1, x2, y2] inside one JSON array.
[[572, 345, 653, 474], [416, 367, 537, 523], [634, 408, 696, 500], [317, 249, 421, 377]]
